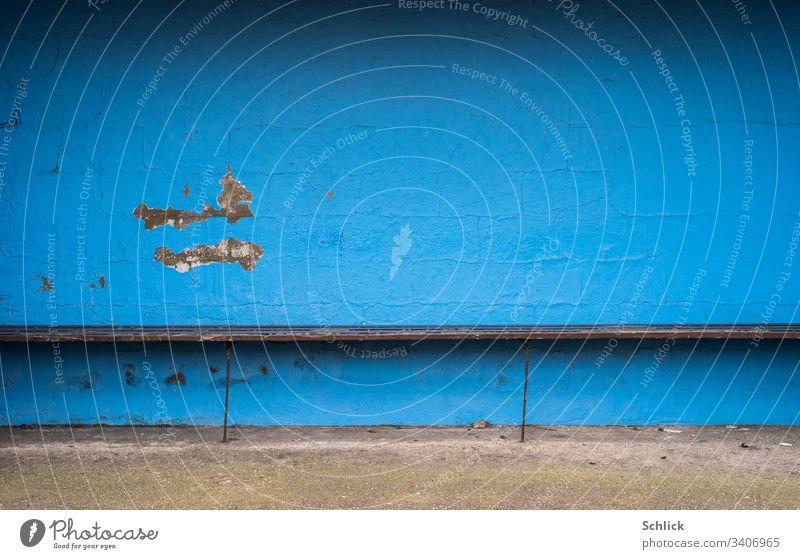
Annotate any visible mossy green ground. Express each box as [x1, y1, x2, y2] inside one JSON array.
[[1, 425, 798, 509]]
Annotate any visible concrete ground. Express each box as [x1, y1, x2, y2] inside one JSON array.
[[0, 425, 798, 509]]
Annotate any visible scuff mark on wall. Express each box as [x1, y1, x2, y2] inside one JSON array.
[[154, 237, 264, 273], [37, 276, 53, 292], [123, 363, 138, 386], [133, 168, 253, 230], [165, 372, 185, 385]]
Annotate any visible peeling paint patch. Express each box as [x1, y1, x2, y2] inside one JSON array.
[[259, 365, 268, 375], [209, 366, 218, 374], [132, 201, 253, 231], [165, 373, 185, 385], [182, 184, 189, 197], [98, 275, 105, 288], [133, 169, 254, 230], [136, 168, 263, 273], [154, 238, 264, 272]]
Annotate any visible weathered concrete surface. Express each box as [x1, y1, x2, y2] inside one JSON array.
[[1, 426, 798, 509]]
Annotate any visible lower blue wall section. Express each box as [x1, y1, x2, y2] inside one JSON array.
[[2, 340, 799, 426]]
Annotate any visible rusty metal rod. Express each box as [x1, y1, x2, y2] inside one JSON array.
[[222, 340, 232, 443], [520, 340, 529, 443]]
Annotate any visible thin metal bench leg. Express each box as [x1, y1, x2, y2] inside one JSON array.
[[222, 340, 232, 443], [520, 340, 529, 442]]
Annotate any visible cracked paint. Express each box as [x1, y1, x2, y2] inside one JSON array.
[[133, 168, 254, 230], [154, 238, 264, 273]]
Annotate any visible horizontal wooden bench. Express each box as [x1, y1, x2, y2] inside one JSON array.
[[1, 324, 799, 342]]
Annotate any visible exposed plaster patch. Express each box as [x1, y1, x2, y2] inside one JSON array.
[[154, 237, 264, 273], [133, 169, 253, 230]]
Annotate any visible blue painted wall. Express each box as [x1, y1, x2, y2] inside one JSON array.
[[1, 0, 798, 325], [2, 339, 799, 426], [1, 1, 799, 424]]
